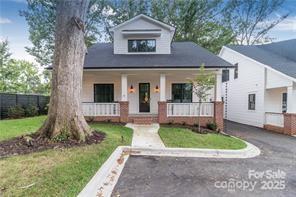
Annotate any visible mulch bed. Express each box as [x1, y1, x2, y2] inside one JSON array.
[[0, 131, 105, 158], [161, 123, 219, 134]]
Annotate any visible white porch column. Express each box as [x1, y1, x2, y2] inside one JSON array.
[[121, 74, 128, 101], [287, 84, 296, 113], [215, 71, 222, 102], [160, 74, 166, 101]]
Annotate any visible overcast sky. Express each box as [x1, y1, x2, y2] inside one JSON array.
[[1, 0, 296, 64]]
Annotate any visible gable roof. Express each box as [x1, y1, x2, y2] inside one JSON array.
[[226, 39, 296, 79], [83, 42, 233, 69], [109, 14, 175, 32]]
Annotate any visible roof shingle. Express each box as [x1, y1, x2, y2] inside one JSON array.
[[83, 42, 233, 69], [227, 39, 296, 79]]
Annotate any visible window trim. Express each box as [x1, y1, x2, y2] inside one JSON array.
[[171, 83, 193, 103], [93, 83, 114, 103], [128, 39, 156, 53], [248, 93, 256, 110]]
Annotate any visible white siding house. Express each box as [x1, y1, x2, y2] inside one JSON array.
[[219, 39, 296, 135], [79, 14, 232, 128]]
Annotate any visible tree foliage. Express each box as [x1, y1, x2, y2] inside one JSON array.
[[0, 40, 47, 94], [21, 0, 289, 66], [223, 0, 289, 44]]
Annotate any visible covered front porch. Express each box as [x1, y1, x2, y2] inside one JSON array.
[[81, 69, 224, 129], [264, 83, 296, 135]]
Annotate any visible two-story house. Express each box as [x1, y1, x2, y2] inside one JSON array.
[[81, 14, 232, 129], [220, 39, 296, 135]]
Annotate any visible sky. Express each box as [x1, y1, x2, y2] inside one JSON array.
[[0, 0, 296, 64]]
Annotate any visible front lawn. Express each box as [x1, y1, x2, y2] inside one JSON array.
[[0, 118, 132, 196], [159, 126, 246, 150], [0, 116, 46, 141]]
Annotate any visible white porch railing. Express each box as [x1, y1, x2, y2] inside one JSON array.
[[82, 103, 120, 116], [265, 112, 284, 127], [167, 102, 214, 117]]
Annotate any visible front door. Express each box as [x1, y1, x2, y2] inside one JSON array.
[[139, 83, 150, 112]]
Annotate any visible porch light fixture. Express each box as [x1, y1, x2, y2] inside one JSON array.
[[129, 85, 135, 93], [154, 85, 160, 93]]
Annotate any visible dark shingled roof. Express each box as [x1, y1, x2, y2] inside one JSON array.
[[83, 42, 233, 69], [227, 39, 296, 79]]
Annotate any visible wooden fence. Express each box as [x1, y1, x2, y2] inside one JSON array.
[[0, 93, 50, 119]]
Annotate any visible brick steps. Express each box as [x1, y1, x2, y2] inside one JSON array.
[[128, 115, 158, 124]]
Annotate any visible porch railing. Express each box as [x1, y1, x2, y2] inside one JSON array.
[[265, 112, 284, 127], [82, 102, 120, 116], [167, 102, 214, 117]]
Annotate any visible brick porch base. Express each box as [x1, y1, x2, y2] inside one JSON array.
[[284, 113, 296, 135], [85, 101, 224, 130], [263, 113, 296, 136]]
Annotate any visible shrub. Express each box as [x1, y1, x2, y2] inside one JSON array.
[[206, 122, 217, 131], [25, 105, 39, 117], [8, 105, 25, 119]]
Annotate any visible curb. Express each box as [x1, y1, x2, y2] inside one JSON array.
[[79, 140, 260, 196], [124, 140, 260, 158], [78, 146, 130, 197]]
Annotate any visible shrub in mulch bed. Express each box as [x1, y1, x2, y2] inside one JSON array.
[[0, 131, 105, 158], [161, 123, 219, 134]]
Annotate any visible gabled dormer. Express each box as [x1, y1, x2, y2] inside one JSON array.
[[109, 14, 175, 54]]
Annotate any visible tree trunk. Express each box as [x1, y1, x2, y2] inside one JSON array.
[[38, 0, 92, 141]]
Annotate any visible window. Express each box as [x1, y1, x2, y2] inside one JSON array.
[[248, 94, 256, 110], [222, 70, 229, 82], [94, 84, 114, 103], [172, 83, 192, 103], [128, 39, 156, 52], [282, 93, 287, 113], [234, 63, 238, 79]]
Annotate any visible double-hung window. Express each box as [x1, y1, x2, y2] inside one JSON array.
[[248, 94, 256, 110], [282, 93, 287, 113], [234, 63, 238, 79], [94, 84, 114, 103], [172, 83, 192, 103], [222, 70, 229, 82]]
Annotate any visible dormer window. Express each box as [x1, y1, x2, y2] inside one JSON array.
[[128, 39, 156, 52]]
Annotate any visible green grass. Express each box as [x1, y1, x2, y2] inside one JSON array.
[[0, 117, 133, 197], [0, 116, 47, 141], [159, 126, 246, 150]]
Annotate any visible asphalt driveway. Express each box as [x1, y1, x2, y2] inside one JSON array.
[[112, 121, 296, 197]]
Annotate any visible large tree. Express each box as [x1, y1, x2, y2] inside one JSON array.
[[224, 0, 289, 45], [21, 0, 107, 66], [38, 0, 92, 141]]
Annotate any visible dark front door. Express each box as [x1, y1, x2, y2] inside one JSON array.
[[139, 83, 150, 112]]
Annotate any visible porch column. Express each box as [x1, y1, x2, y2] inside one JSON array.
[[215, 71, 222, 102], [121, 74, 128, 101], [284, 84, 296, 135], [160, 74, 166, 101], [214, 70, 223, 131]]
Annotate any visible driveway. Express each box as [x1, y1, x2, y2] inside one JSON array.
[[112, 121, 296, 197]]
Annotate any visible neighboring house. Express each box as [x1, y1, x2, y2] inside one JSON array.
[[219, 39, 296, 135], [81, 14, 232, 129]]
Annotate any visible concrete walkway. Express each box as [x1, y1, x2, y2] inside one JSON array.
[[126, 123, 165, 148]]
